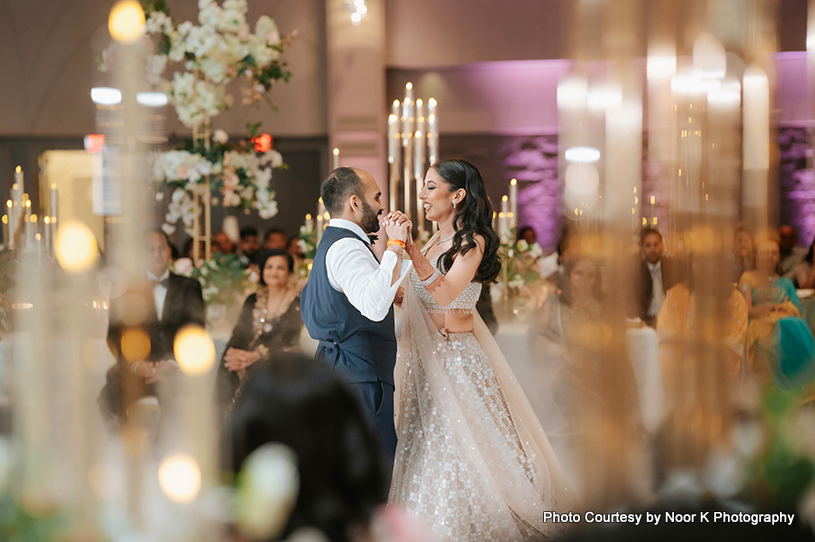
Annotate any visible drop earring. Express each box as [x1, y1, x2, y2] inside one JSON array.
[[453, 200, 457, 209]]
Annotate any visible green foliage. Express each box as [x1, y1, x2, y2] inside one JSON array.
[[0, 498, 65, 542], [189, 252, 250, 305], [745, 386, 815, 511]]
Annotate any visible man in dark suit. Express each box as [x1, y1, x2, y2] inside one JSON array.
[[99, 229, 205, 425], [634, 227, 682, 327]]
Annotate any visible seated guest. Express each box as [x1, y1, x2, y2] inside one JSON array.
[[215, 249, 303, 411], [779, 225, 807, 278], [212, 231, 235, 255], [517, 226, 537, 245], [658, 252, 749, 382], [633, 227, 682, 327], [238, 226, 261, 267], [739, 238, 815, 388], [264, 228, 289, 250], [792, 235, 815, 289], [99, 229, 205, 425], [224, 354, 389, 542], [732, 224, 756, 282]]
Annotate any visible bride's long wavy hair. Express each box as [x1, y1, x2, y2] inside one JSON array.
[[432, 159, 502, 283]]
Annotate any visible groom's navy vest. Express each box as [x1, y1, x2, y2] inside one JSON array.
[[301, 226, 397, 385]]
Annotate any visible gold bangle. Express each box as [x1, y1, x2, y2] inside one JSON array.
[[387, 238, 406, 249]]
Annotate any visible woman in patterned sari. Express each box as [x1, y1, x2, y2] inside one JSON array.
[[739, 239, 815, 388], [215, 249, 303, 412]]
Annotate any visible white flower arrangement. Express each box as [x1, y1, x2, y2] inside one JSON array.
[[99, 0, 293, 233], [150, 132, 283, 234]]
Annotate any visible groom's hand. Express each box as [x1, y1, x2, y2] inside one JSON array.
[[385, 211, 411, 242]]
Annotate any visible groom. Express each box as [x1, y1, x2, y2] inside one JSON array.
[[301, 167, 411, 466]]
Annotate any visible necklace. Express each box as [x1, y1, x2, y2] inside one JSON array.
[[438, 233, 455, 244]]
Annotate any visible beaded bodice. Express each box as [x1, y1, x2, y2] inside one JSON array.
[[410, 252, 482, 313]]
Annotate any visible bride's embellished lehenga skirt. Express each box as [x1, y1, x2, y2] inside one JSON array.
[[389, 287, 575, 541]]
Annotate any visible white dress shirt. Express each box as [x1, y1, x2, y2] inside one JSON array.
[[646, 260, 665, 318], [325, 219, 411, 322], [147, 269, 170, 320]]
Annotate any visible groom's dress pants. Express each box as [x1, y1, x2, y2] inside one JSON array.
[[346, 380, 397, 471]]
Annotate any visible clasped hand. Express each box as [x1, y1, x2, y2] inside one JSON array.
[[383, 211, 412, 243], [224, 348, 260, 372]]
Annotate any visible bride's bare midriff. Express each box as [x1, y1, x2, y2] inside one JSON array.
[[429, 311, 474, 333]]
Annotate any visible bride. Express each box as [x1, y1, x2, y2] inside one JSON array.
[[388, 159, 575, 541]]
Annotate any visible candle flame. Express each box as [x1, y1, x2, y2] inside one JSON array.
[[406, 82, 413, 90], [332, 148, 339, 156], [428, 98, 437, 107], [502, 195, 508, 202], [305, 213, 312, 220], [25, 200, 31, 208], [642, 217, 647, 226], [416, 99, 423, 107], [393, 100, 400, 107], [44, 216, 50, 224], [389, 114, 396, 122], [51, 184, 57, 190], [5, 201, 10, 208], [15, 166, 21, 173], [1, 216, 6, 224], [31, 214, 37, 223], [650, 196, 655, 204], [415, 131, 421, 138], [510, 178, 517, 186]]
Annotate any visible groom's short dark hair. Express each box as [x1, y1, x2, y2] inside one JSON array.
[[321, 167, 364, 216]]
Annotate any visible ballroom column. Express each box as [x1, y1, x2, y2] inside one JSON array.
[[325, 0, 387, 201]]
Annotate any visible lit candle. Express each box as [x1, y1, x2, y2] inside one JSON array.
[[427, 98, 438, 164], [509, 179, 518, 230], [305, 213, 313, 233], [6, 201, 13, 249], [24, 198, 32, 248], [2, 215, 7, 248], [402, 84, 415, 224], [332, 147, 340, 170], [388, 109, 400, 212], [500, 196, 509, 239], [15, 166, 24, 200], [414, 98, 425, 235]]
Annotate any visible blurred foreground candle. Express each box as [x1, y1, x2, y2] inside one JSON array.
[[742, 65, 770, 230], [332, 147, 339, 170]]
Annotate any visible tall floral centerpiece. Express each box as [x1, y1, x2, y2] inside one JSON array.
[[495, 228, 547, 320], [101, 0, 294, 261]]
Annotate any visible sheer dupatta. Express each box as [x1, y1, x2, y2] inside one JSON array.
[[391, 279, 577, 537]]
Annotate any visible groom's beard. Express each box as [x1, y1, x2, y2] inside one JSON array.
[[361, 200, 382, 234]]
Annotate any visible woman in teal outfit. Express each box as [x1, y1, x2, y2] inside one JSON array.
[[739, 238, 815, 388]]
